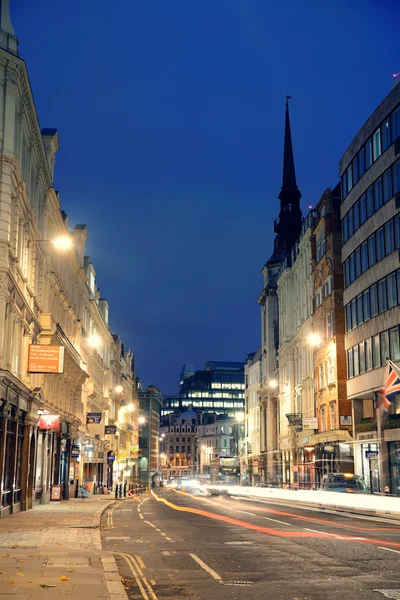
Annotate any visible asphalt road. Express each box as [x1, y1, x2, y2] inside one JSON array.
[[101, 489, 400, 600]]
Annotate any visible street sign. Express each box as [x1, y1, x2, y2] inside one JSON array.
[[105, 425, 117, 434], [86, 412, 102, 424], [365, 450, 379, 460]]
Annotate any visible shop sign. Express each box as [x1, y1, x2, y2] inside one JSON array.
[[39, 414, 60, 431], [85, 443, 94, 452], [71, 445, 80, 458], [131, 444, 139, 453], [50, 484, 62, 502], [324, 445, 335, 453], [28, 345, 64, 373], [105, 425, 117, 435], [286, 413, 302, 427], [303, 417, 318, 430], [108, 453, 116, 461], [365, 450, 379, 459], [340, 415, 352, 426], [86, 412, 102, 424]]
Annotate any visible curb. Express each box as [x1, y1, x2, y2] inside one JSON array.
[[102, 553, 129, 600]]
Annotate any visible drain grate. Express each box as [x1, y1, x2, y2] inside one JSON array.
[[374, 591, 400, 599]]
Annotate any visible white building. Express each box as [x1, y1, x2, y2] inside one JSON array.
[[244, 348, 262, 483]]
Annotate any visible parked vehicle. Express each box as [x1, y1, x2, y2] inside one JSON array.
[[320, 473, 367, 493]]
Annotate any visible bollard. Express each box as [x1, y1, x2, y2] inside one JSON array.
[[115, 484, 118, 499], [118, 483, 122, 498]]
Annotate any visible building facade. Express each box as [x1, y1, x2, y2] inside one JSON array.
[[160, 408, 199, 479], [244, 348, 262, 484], [138, 383, 163, 485], [340, 81, 400, 495]]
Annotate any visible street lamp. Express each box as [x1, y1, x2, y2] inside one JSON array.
[[138, 416, 146, 425], [115, 385, 124, 394], [28, 235, 73, 250], [87, 333, 102, 349], [307, 332, 322, 347], [268, 379, 278, 389]]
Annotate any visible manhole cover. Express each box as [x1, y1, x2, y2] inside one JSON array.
[[374, 591, 400, 599]]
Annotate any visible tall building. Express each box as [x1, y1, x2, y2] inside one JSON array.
[[179, 361, 245, 418], [244, 348, 262, 484], [340, 81, 400, 495], [257, 98, 303, 482], [137, 383, 163, 484]]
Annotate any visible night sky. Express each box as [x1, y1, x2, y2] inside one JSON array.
[[12, 0, 399, 393]]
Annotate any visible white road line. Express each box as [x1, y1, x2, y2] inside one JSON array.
[[378, 546, 400, 555], [262, 516, 292, 526], [161, 532, 167, 537], [238, 511, 256, 517], [165, 537, 173, 541], [305, 528, 337, 536], [189, 553, 222, 581], [145, 521, 157, 528]]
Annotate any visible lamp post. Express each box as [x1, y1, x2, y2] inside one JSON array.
[[27, 235, 73, 250]]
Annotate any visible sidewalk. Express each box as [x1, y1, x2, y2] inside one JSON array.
[[0, 496, 128, 600]]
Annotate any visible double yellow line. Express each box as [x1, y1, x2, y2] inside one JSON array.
[[114, 552, 158, 600], [106, 503, 119, 528]]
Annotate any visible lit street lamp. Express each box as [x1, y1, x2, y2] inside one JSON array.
[[87, 333, 102, 349], [115, 385, 124, 394], [28, 235, 73, 250]]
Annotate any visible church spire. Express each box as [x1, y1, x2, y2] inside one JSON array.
[[281, 96, 297, 192], [0, 1, 18, 55]]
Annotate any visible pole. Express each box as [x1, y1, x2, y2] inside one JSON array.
[[376, 391, 389, 494]]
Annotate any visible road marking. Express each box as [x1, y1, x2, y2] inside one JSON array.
[[305, 529, 365, 541], [238, 511, 256, 517], [155, 528, 161, 532], [305, 528, 337, 536], [150, 580, 156, 585], [135, 555, 146, 569], [378, 546, 400, 555], [139, 513, 144, 520], [161, 532, 167, 537], [162, 550, 171, 556], [115, 552, 158, 600], [189, 553, 222, 581], [105, 536, 131, 540], [225, 541, 254, 545], [165, 536, 173, 541], [262, 516, 292, 526], [145, 521, 157, 528]]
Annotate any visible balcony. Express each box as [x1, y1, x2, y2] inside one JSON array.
[[355, 414, 400, 434]]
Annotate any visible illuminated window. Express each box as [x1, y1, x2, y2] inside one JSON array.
[[327, 356, 335, 384], [330, 403, 336, 430], [319, 364, 326, 389]]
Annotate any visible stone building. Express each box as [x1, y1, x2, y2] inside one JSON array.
[[160, 408, 199, 479], [244, 348, 262, 484]]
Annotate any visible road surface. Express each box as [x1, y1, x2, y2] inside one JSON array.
[[102, 489, 400, 600]]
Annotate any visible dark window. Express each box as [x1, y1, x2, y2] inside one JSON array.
[[355, 247, 361, 278], [347, 348, 354, 378], [347, 166, 353, 192], [389, 327, 400, 362], [342, 174, 348, 199], [358, 146, 365, 177], [395, 215, 400, 249], [382, 118, 391, 151], [365, 338, 372, 371], [387, 273, 398, 308], [383, 169, 392, 203], [354, 200, 360, 230], [175, 445, 179, 452], [391, 106, 400, 141], [343, 214, 348, 243], [351, 299, 357, 329], [363, 289, 370, 321], [181, 445, 185, 453], [353, 345, 359, 377], [356, 294, 363, 325], [370, 284, 378, 317], [393, 160, 400, 194], [373, 128, 382, 161], [361, 241, 369, 272], [366, 187, 374, 218], [385, 220, 395, 255], [359, 342, 365, 374], [348, 207, 354, 237], [398, 271, 400, 303], [368, 235, 376, 267], [345, 304, 352, 331], [187, 446, 191, 453], [352, 157, 359, 185], [378, 278, 387, 313], [376, 227, 385, 261], [374, 178, 383, 211], [380, 330, 389, 366], [366, 138, 373, 169], [372, 334, 380, 369], [349, 253, 355, 282], [359, 193, 367, 224], [345, 259, 350, 288]]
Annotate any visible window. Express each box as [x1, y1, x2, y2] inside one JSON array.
[[223, 438, 227, 447], [353, 200, 360, 230], [392, 106, 400, 141], [327, 311, 334, 338], [380, 330, 389, 366], [358, 146, 365, 177], [368, 234, 376, 267], [395, 215, 400, 249], [345, 259, 350, 287], [347, 348, 354, 378], [349, 253, 355, 281], [373, 128, 382, 161], [359, 193, 367, 224], [315, 288, 323, 308], [363, 289, 370, 321], [351, 299, 357, 328], [342, 174, 348, 199], [324, 277, 332, 297], [187, 446, 191, 453], [370, 284, 378, 317], [361, 241, 368, 272], [353, 345, 359, 377], [376, 227, 385, 261], [316, 234, 326, 261], [345, 304, 352, 331], [320, 406, 325, 431], [385, 220, 395, 255], [327, 356, 335, 384], [319, 363, 326, 389], [387, 273, 397, 309], [374, 178, 383, 211], [330, 403, 336, 430], [356, 294, 363, 325], [170, 446, 174, 453], [378, 278, 387, 313], [365, 338, 372, 371], [347, 166, 353, 192], [382, 118, 391, 151], [389, 327, 400, 362], [383, 169, 392, 203], [359, 341, 365, 374], [355, 247, 361, 278], [394, 160, 400, 194], [372, 334, 380, 369], [175, 446, 179, 452], [343, 215, 348, 243], [366, 138, 373, 169], [366, 187, 374, 218]]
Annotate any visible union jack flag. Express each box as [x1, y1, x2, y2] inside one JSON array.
[[378, 361, 400, 411]]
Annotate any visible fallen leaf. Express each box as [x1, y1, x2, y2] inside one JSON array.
[[11, 545, 18, 549], [19, 560, 24, 563], [16, 573, 24, 577], [40, 584, 56, 588], [27, 581, 32, 583], [66, 569, 75, 573], [9, 579, 16, 583], [60, 576, 70, 581]]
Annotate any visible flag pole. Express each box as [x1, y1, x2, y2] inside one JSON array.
[[375, 390, 386, 495]]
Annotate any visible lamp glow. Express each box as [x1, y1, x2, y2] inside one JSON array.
[[51, 235, 73, 250], [268, 379, 278, 389], [115, 385, 124, 394], [307, 332, 322, 347], [138, 416, 146, 425], [87, 333, 102, 349]]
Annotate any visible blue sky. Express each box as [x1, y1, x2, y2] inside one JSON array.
[[12, 0, 399, 392]]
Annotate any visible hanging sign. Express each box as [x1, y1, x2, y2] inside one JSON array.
[[286, 413, 303, 427], [28, 345, 64, 373], [105, 425, 117, 435], [86, 412, 102, 424], [365, 450, 379, 460], [39, 414, 60, 431], [303, 417, 318, 430], [71, 445, 80, 458]]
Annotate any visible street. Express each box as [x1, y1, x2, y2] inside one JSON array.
[[102, 490, 400, 600]]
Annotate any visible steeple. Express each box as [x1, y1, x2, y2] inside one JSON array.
[[0, 1, 18, 55], [267, 97, 303, 265]]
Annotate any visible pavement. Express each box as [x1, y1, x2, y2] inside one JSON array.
[[102, 489, 400, 600], [0, 495, 130, 600]]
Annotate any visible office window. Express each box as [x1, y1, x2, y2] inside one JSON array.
[[359, 146, 365, 177], [366, 138, 373, 169], [382, 118, 391, 151], [383, 169, 392, 203], [345, 304, 352, 332], [353, 345, 359, 377], [351, 299, 357, 328], [355, 247, 361, 278], [389, 327, 400, 362], [394, 160, 400, 195], [361, 241, 368, 273], [356, 294, 363, 325], [378, 278, 387, 313], [359, 342, 365, 374], [374, 178, 383, 211], [365, 338, 372, 371], [349, 253, 355, 281], [347, 166, 353, 192], [372, 334, 380, 369], [345, 259, 350, 288], [353, 200, 360, 230], [376, 227, 385, 261], [370, 284, 378, 317], [319, 363, 326, 388], [363, 289, 371, 321], [387, 273, 398, 308], [366, 187, 374, 219], [352, 157, 359, 185], [368, 234, 376, 267], [380, 330, 389, 366], [398, 271, 400, 302], [347, 348, 354, 378], [395, 215, 400, 249], [328, 356, 335, 384], [343, 215, 348, 243], [392, 106, 400, 141], [385, 220, 395, 255], [359, 193, 367, 224], [373, 128, 382, 161], [342, 174, 348, 199]]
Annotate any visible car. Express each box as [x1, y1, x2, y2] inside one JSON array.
[[320, 473, 367, 493]]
